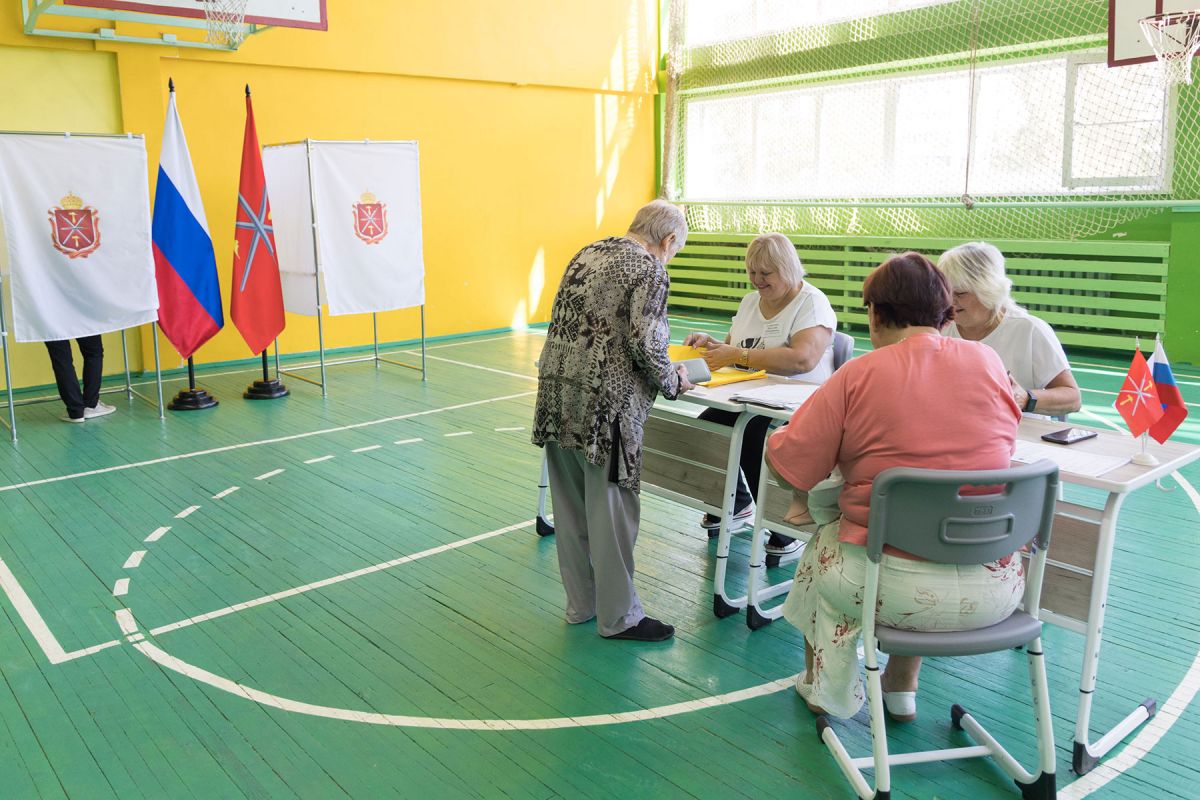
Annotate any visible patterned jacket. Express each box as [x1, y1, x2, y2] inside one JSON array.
[[532, 237, 681, 491]]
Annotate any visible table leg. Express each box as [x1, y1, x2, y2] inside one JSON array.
[[713, 413, 752, 618], [1072, 491, 1157, 774]]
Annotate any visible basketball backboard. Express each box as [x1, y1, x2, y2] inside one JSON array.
[[1110, 0, 1199, 66], [20, 0, 326, 51]]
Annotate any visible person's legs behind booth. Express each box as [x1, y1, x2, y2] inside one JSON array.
[[44, 335, 112, 423]]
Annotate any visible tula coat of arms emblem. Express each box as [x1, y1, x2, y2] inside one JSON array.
[[48, 192, 101, 259], [352, 191, 388, 245]]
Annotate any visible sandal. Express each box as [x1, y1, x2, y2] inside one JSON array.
[[881, 690, 917, 722]]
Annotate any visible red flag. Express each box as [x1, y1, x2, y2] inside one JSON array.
[[1114, 348, 1164, 437], [231, 87, 285, 355]]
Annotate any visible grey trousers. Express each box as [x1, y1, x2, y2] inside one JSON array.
[[544, 441, 644, 636]]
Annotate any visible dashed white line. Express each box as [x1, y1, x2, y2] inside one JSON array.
[[145, 526, 171, 543], [112, 579, 129, 597], [126, 633, 145, 643], [255, 469, 285, 481], [352, 445, 382, 453], [212, 486, 240, 499], [304, 455, 335, 464], [0, 390, 537, 493], [175, 506, 200, 519], [123, 551, 147, 569], [394, 438, 422, 445], [444, 431, 473, 438], [495, 427, 525, 432]]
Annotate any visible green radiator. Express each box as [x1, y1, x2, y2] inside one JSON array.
[[668, 233, 1169, 354]]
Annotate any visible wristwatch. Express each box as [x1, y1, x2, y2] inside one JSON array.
[[1023, 391, 1037, 413], [739, 348, 750, 368]]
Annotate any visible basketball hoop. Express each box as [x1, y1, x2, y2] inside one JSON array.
[[202, 0, 251, 49], [1139, 10, 1200, 85]]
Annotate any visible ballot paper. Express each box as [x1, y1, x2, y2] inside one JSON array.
[[729, 382, 822, 410], [1012, 440, 1129, 478]]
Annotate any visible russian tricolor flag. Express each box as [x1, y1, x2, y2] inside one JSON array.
[[1148, 338, 1188, 444], [152, 83, 223, 360]]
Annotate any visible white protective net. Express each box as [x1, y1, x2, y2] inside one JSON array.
[[663, 0, 1196, 240], [203, 0, 251, 49], [1140, 11, 1200, 87]]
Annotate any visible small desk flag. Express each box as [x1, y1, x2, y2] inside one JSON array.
[[1114, 347, 1163, 437], [1147, 338, 1187, 444]]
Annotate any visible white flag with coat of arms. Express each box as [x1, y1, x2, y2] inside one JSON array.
[[0, 134, 158, 342], [264, 140, 424, 317]]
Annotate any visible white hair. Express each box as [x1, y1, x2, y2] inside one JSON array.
[[937, 241, 1016, 318], [627, 200, 687, 249], [746, 233, 804, 288]]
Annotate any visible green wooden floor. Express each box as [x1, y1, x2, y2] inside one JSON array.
[[0, 322, 1198, 799]]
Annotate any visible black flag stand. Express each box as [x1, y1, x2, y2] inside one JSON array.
[[244, 351, 289, 399], [168, 357, 219, 410]]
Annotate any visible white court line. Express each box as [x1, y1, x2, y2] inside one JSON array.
[[0, 390, 536, 494], [304, 455, 335, 464], [255, 469, 285, 481], [145, 526, 171, 543], [352, 445, 382, 453], [444, 432, 473, 438], [123, 551, 147, 569], [112, 579, 129, 597], [131, 636, 797, 731], [399, 351, 537, 382], [149, 519, 535, 637], [394, 438, 422, 445], [212, 486, 240, 499], [495, 427, 525, 432], [115, 608, 138, 635], [175, 506, 199, 519], [0, 558, 71, 664]]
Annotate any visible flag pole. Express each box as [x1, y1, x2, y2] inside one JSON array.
[[168, 355, 219, 410], [243, 349, 289, 399], [1133, 431, 1159, 466]]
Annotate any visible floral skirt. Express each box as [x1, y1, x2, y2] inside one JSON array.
[[781, 522, 1025, 718]]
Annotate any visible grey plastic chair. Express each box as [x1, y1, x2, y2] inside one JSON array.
[[817, 459, 1059, 800], [832, 331, 854, 371]]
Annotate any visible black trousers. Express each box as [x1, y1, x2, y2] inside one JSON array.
[[698, 407, 773, 514], [44, 335, 103, 419]]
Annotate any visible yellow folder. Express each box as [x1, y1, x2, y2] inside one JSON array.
[[701, 367, 768, 387]]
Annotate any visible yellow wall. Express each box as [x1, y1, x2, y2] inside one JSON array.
[[0, 0, 658, 388]]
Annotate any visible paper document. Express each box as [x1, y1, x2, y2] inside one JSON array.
[[729, 382, 821, 410], [1012, 440, 1129, 478]]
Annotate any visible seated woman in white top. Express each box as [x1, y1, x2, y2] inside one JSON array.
[[682, 232, 837, 555], [937, 242, 1081, 417]]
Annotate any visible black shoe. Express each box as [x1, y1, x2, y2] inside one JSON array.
[[603, 617, 675, 642]]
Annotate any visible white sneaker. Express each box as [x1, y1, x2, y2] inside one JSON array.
[[83, 401, 116, 419], [60, 414, 85, 424]]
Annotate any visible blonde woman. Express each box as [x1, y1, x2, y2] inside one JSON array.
[[682, 232, 837, 555], [937, 242, 1081, 417]]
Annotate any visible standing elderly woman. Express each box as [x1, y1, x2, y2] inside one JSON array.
[[533, 200, 694, 643], [767, 252, 1024, 721], [682, 232, 837, 555], [937, 242, 1081, 417]]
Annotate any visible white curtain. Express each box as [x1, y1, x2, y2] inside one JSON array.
[[0, 135, 158, 342]]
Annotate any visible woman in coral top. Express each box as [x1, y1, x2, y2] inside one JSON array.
[[766, 252, 1023, 722]]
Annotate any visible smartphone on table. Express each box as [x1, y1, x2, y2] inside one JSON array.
[[1040, 427, 1098, 445]]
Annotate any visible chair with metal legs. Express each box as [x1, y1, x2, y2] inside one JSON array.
[[817, 459, 1059, 800]]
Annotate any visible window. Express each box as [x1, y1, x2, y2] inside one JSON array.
[[683, 0, 958, 48], [680, 54, 1169, 200]]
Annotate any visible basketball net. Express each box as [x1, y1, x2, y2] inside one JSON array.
[[1140, 11, 1200, 86], [203, 0, 251, 49]]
